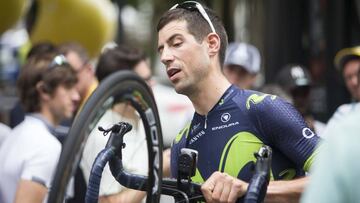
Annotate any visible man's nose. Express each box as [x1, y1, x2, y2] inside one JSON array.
[[160, 47, 174, 65], [72, 89, 80, 102]]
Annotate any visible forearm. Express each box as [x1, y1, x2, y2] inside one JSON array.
[[264, 176, 309, 203], [99, 189, 146, 203], [14, 180, 47, 203]]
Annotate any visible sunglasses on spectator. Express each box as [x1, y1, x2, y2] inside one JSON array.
[[48, 54, 71, 69], [170, 1, 216, 33]]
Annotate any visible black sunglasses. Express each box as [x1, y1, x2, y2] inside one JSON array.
[[48, 54, 71, 69], [170, 1, 216, 33]]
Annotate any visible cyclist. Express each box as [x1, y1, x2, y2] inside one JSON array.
[[157, 1, 320, 202], [0, 53, 79, 203]]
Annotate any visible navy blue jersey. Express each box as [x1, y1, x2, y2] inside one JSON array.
[[171, 85, 320, 183]]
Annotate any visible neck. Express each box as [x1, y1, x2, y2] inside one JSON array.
[[39, 107, 59, 127], [188, 68, 231, 115]]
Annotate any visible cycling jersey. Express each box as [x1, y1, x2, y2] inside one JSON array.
[[171, 85, 320, 184]]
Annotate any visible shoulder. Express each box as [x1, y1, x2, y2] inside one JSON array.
[[240, 90, 291, 115], [331, 102, 359, 121]]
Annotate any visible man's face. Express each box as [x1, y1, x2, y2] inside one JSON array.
[[223, 65, 257, 89], [65, 51, 91, 99], [343, 60, 360, 100], [158, 20, 210, 95], [48, 84, 80, 121]]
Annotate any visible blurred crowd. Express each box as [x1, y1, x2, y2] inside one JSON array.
[[0, 1, 360, 203]]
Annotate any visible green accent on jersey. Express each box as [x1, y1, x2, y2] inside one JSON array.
[[219, 98, 224, 105], [303, 143, 322, 171], [279, 168, 296, 180], [174, 124, 191, 144], [246, 94, 277, 110], [191, 168, 205, 183], [218, 132, 263, 177]]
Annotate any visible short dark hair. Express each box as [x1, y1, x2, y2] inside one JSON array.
[[17, 54, 78, 113], [96, 45, 147, 82], [27, 41, 57, 59], [58, 42, 90, 63], [157, 4, 228, 66]]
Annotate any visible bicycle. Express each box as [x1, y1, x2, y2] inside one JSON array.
[[86, 121, 272, 203], [48, 71, 271, 203]]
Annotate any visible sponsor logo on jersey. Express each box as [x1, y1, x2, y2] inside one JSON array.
[[246, 94, 276, 110], [189, 130, 205, 145], [191, 122, 201, 134], [221, 113, 231, 123], [219, 98, 224, 105], [302, 127, 315, 139], [212, 121, 239, 131]]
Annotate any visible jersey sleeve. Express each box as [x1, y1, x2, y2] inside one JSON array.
[[248, 95, 321, 171]]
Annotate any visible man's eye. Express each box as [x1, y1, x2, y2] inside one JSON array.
[[173, 42, 182, 47]]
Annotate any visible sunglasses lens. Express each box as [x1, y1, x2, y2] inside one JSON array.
[[49, 55, 70, 69], [170, 1, 216, 33]]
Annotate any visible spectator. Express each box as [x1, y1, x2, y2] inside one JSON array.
[[0, 122, 10, 147], [276, 64, 325, 135], [0, 54, 79, 203], [322, 46, 360, 138], [9, 42, 57, 128], [334, 46, 360, 101], [223, 42, 261, 89], [58, 42, 98, 112], [301, 67, 360, 203], [81, 44, 153, 203]]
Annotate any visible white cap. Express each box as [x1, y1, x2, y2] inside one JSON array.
[[224, 42, 261, 74]]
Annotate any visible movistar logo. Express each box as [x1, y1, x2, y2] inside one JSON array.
[[246, 94, 276, 110], [219, 98, 224, 105]]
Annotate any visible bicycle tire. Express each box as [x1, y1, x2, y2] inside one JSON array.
[[48, 71, 163, 203]]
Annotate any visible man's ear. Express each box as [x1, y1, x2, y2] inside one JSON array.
[[36, 81, 51, 101], [206, 33, 221, 56]]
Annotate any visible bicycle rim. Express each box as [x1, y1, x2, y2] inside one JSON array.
[[48, 71, 163, 203]]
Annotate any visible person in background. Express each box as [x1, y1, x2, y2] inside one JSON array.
[[0, 53, 79, 203], [81, 44, 170, 203], [276, 64, 325, 135], [301, 68, 360, 203], [0, 121, 10, 147], [56, 42, 99, 203], [222, 42, 261, 89], [322, 46, 360, 138], [58, 42, 98, 112], [9, 42, 57, 129]]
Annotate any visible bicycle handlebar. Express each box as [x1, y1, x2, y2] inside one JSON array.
[[86, 122, 272, 203], [243, 146, 272, 203]]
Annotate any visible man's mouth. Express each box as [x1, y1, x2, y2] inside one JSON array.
[[167, 68, 181, 79]]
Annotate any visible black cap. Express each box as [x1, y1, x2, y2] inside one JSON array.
[[276, 64, 312, 90]]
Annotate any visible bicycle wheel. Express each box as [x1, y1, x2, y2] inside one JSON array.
[[48, 71, 163, 203]]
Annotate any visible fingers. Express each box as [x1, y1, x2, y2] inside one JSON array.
[[201, 173, 217, 202], [201, 171, 247, 203]]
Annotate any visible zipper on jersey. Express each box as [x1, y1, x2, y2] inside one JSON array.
[[204, 114, 208, 129]]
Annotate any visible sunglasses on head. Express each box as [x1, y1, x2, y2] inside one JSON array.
[[48, 54, 71, 69], [170, 1, 216, 33]]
